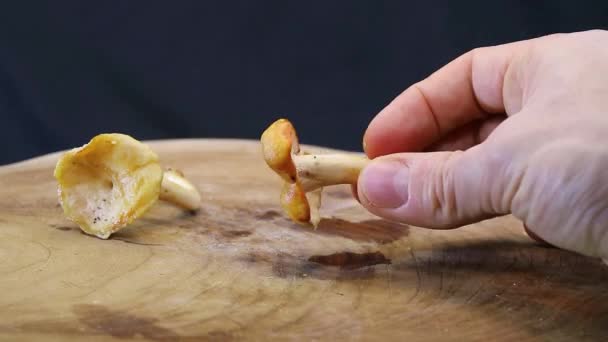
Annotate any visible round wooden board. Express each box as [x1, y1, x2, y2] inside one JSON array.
[[1, 139, 607, 341]]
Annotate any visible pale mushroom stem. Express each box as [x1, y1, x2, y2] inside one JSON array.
[[306, 188, 323, 228], [159, 169, 201, 211], [294, 154, 370, 192]]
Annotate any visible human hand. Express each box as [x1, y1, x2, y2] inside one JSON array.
[[357, 30, 608, 260]]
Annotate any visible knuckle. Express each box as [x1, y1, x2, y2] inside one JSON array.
[[421, 153, 461, 224]]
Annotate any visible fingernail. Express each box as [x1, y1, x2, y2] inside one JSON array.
[[360, 160, 409, 208]]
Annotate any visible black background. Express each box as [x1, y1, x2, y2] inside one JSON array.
[[0, 1, 606, 165]]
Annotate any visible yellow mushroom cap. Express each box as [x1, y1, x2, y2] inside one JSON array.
[[260, 118, 300, 183], [54, 133, 163, 239], [280, 181, 310, 224]]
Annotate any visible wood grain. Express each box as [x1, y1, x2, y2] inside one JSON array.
[[0, 139, 607, 341]]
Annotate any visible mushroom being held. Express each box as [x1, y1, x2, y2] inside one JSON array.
[[261, 118, 369, 227], [54, 133, 201, 239]]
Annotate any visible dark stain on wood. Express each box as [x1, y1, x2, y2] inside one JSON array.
[[174, 208, 261, 241], [308, 251, 391, 270], [391, 239, 608, 338], [411, 240, 608, 280], [231, 207, 283, 222], [315, 218, 408, 244], [219, 229, 252, 239], [54, 225, 76, 231], [73, 304, 179, 341], [111, 238, 165, 246], [241, 251, 386, 281], [49, 223, 79, 231], [185, 218, 253, 241], [185, 209, 199, 217], [3, 312, 232, 341], [255, 209, 282, 220]]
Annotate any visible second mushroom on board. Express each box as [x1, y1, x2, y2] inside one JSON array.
[[54, 133, 201, 239], [261, 118, 370, 227]]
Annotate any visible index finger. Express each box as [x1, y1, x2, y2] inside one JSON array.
[[363, 40, 531, 158]]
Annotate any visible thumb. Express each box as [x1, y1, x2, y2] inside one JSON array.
[[357, 146, 508, 228]]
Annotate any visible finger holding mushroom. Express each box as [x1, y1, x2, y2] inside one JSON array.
[[261, 118, 369, 227], [54, 133, 201, 239]]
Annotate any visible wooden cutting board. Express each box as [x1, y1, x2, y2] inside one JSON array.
[[1, 139, 607, 341]]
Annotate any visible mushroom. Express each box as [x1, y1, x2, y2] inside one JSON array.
[[54, 133, 201, 239], [261, 118, 370, 227]]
